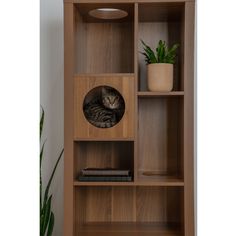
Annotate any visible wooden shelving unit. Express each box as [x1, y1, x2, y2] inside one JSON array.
[[64, 1, 195, 236]]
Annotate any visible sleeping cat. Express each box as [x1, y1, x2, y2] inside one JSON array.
[[83, 87, 124, 128]]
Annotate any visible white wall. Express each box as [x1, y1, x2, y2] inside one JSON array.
[[40, 0, 64, 235]]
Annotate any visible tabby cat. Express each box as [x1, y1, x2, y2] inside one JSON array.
[[83, 87, 125, 128]]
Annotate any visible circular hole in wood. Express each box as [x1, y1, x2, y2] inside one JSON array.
[[88, 8, 128, 20], [83, 86, 125, 129]]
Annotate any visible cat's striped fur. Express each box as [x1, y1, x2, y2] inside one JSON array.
[[83, 87, 124, 128]]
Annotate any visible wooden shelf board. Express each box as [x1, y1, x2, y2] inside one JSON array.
[[137, 171, 184, 186], [77, 222, 181, 235], [72, 0, 192, 3], [74, 178, 184, 187], [74, 138, 135, 142], [75, 73, 135, 77], [138, 91, 184, 97], [74, 181, 134, 186]]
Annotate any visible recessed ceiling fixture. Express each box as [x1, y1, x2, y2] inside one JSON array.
[[89, 8, 128, 20]]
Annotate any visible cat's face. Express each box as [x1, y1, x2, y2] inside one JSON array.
[[102, 88, 121, 109]]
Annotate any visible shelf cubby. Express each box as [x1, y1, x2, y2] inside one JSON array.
[[75, 186, 184, 236], [138, 3, 185, 92], [74, 3, 134, 74], [74, 141, 134, 182], [138, 97, 183, 182]]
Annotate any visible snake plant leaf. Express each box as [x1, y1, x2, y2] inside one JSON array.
[[43, 149, 64, 209], [42, 195, 52, 236], [47, 212, 55, 236], [40, 106, 44, 140], [40, 140, 46, 210], [40, 140, 46, 169]]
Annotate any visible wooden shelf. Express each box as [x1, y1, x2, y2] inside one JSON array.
[[74, 178, 184, 187], [138, 91, 184, 97], [137, 172, 184, 186], [74, 181, 134, 186], [74, 138, 135, 142], [77, 222, 182, 236], [75, 73, 135, 77]]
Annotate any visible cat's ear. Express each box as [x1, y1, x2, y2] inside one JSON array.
[[101, 86, 108, 94]]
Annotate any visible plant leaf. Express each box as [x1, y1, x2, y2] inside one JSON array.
[[42, 195, 52, 235], [43, 149, 64, 210], [47, 212, 55, 236], [40, 106, 44, 140], [40, 140, 47, 211], [141, 39, 157, 64], [40, 140, 46, 169]]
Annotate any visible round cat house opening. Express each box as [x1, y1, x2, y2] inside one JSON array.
[[83, 86, 125, 129]]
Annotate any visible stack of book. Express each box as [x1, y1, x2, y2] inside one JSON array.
[[78, 168, 132, 182]]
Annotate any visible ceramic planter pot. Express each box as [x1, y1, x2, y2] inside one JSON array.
[[147, 63, 173, 92]]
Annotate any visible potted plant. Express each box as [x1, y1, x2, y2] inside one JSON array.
[[141, 40, 179, 92]]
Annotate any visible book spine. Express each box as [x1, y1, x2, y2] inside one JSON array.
[[81, 171, 130, 176]]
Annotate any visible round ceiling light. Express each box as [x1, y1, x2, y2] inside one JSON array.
[[89, 8, 128, 20]]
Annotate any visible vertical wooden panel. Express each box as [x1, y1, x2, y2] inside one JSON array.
[[112, 187, 135, 221], [86, 187, 112, 222], [136, 187, 166, 222], [184, 2, 195, 236], [64, 3, 74, 236], [134, 3, 138, 183]]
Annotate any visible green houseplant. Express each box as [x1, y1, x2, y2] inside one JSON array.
[[40, 107, 64, 236], [141, 40, 179, 92]]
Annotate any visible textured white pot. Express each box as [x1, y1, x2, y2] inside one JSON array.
[[147, 63, 174, 92]]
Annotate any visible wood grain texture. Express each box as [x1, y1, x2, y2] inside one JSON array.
[[77, 222, 182, 236], [138, 98, 183, 178], [74, 6, 134, 73], [72, 0, 194, 3], [74, 75, 135, 139], [133, 3, 139, 183], [74, 141, 134, 177], [138, 3, 184, 22], [184, 2, 195, 236], [112, 187, 135, 221], [138, 91, 184, 97], [74, 179, 184, 186], [64, 3, 75, 236], [136, 187, 182, 223]]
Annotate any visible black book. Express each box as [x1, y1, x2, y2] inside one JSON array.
[[78, 175, 132, 182]]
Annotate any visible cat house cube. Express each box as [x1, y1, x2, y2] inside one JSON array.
[[74, 74, 135, 140]]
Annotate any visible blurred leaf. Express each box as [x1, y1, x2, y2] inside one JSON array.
[[43, 149, 64, 211], [47, 212, 55, 236], [42, 196, 52, 235], [40, 106, 44, 140], [140, 39, 157, 64]]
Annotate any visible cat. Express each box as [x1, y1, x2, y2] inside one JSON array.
[[83, 87, 124, 128]]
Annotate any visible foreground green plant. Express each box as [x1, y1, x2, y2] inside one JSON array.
[[40, 107, 64, 236], [141, 40, 179, 64]]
